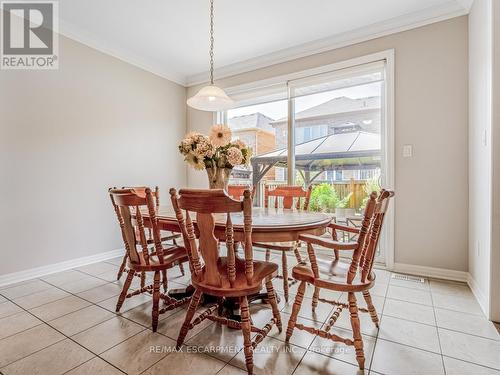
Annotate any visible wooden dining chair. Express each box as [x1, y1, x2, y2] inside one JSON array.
[[253, 185, 312, 302], [286, 190, 394, 370], [227, 184, 256, 200], [170, 188, 282, 375], [112, 186, 184, 282], [109, 187, 190, 331]]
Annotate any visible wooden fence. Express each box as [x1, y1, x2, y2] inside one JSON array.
[[259, 179, 367, 210]]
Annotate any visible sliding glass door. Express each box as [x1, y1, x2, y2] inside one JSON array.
[[222, 58, 391, 265], [288, 62, 386, 263]]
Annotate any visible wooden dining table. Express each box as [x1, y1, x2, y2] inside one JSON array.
[[145, 205, 333, 243]]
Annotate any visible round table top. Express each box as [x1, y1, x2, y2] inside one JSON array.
[[153, 206, 332, 233]]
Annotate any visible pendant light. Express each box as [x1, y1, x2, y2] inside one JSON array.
[[187, 0, 234, 111]]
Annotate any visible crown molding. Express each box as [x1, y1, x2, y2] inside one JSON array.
[[457, 0, 474, 11], [56, 1, 470, 88], [187, 1, 469, 87], [59, 20, 187, 86]]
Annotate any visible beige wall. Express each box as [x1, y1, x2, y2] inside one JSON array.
[[187, 16, 469, 271], [0, 35, 187, 276]]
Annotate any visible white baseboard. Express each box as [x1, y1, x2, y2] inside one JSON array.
[[392, 262, 469, 282], [0, 248, 124, 288], [467, 273, 490, 317]]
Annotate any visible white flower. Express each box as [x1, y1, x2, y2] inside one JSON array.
[[194, 136, 215, 158], [185, 153, 206, 170], [226, 146, 244, 166], [209, 124, 232, 147]]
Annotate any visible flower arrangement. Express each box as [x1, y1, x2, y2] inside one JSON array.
[[178, 124, 252, 188]]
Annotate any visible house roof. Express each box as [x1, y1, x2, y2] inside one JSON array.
[[271, 96, 380, 125], [228, 112, 275, 132]]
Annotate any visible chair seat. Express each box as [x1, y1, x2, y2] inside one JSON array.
[[291, 259, 375, 292], [130, 246, 189, 272], [253, 241, 297, 251], [192, 257, 278, 297]]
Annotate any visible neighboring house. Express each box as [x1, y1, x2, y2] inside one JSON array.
[[228, 97, 381, 184], [269, 96, 381, 182], [270, 96, 381, 148], [228, 113, 277, 182]]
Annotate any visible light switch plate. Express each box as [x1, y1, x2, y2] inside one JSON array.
[[403, 144, 413, 158]]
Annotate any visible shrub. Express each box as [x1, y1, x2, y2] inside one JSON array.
[[360, 176, 381, 210], [309, 183, 351, 213]]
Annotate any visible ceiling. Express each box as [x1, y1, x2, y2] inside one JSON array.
[[59, 0, 472, 86]]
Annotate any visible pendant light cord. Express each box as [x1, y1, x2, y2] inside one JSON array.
[[209, 0, 215, 85]]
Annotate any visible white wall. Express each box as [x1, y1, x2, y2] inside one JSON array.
[[187, 16, 469, 273], [490, 0, 500, 322], [0, 35, 187, 276], [468, 0, 494, 318]]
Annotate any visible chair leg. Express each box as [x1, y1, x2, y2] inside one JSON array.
[[161, 269, 168, 293], [362, 290, 379, 328], [282, 251, 289, 302], [348, 292, 365, 370], [265, 280, 282, 332], [152, 271, 161, 332], [140, 271, 146, 289], [334, 249, 340, 260], [178, 261, 185, 276], [117, 254, 128, 280], [293, 243, 303, 264], [312, 286, 320, 312], [116, 270, 134, 312], [176, 289, 202, 348], [286, 281, 306, 342], [265, 249, 271, 262], [240, 296, 254, 375]]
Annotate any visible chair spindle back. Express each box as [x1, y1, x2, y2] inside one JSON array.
[[170, 188, 254, 288], [109, 188, 164, 266], [227, 185, 256, 201], [264, 185, 312, 210], [346, 189, 394, 284]]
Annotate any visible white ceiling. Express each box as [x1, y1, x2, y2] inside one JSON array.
[[59, 0, 472, 86]]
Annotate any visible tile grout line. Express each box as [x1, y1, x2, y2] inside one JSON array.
[[429, 289, 446, 375], [60, 356, 127, 375], [1, 270, 198, 374], [0, 266, 185, 373], [441, 354, 500, 372], [0, 293, 125, 375], [1, 262, 489, 374], [2, 258, 271, 374], [365, 270, 391, 373]]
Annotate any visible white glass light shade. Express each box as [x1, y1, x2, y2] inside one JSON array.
[[186, 85, 234, 111]]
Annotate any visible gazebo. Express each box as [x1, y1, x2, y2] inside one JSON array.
[[250, 131, 382, 189]]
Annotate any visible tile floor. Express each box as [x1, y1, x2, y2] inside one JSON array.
[[0, 250, 499, 375]]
